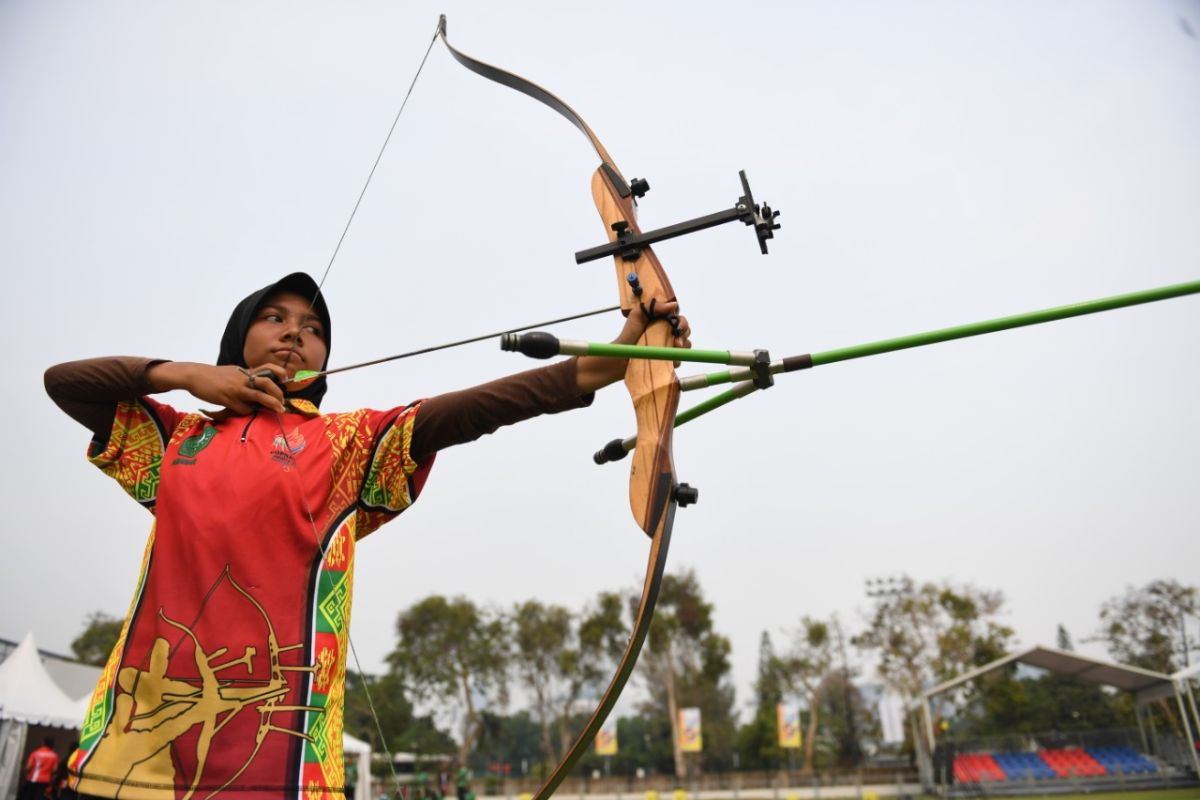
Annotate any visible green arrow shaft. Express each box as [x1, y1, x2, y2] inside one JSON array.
[[673, 278, 1200, 425], [811, 279, 1200, 367], [555, 339, 762, 366]]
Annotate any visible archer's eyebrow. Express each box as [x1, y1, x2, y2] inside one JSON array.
[[259, 304, 322, 324]]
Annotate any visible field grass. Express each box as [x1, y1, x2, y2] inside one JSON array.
[[954, 789, 1200, 800]]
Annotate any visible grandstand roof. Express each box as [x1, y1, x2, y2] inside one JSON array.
[[919, 645, 1175, 705], [1173, 661, 1200, 682]]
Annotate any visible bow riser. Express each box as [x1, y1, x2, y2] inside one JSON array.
[[590, 168, 682, 535]]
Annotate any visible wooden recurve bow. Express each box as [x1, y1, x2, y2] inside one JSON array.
[[437, 16, 697, 799]]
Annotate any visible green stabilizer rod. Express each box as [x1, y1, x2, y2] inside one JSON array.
[[679, 355, 812, 392], [593, 381, 762, 464], [601, 277, 1200, 463], [500, 331, 771, 369]]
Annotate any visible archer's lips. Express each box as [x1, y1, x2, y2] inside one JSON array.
[[272, 349, 303, 364]]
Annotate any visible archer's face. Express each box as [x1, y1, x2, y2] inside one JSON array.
[[242, 291, 328, 374]]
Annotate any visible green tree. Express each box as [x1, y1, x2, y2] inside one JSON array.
[[637, 569, 736, 777], [469, 710, 542, 776], [1056, 623, 1074, 651], [966, 668, 1128, 737], [71, 611, 123, 666], [736, 632, 786, 770], [826, 617, 869, 767], [387, 595, 510, 765], [512, 593, 625, 767], [855, 575, 1013, 724], [512, 600, 573, 767], [778, 617, 835, 773], [1094, 579, 1198, 672], [813, 665, 874, 768], [343, 671, 455, 772]]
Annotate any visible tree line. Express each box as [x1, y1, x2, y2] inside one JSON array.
[[70, 575, 1198, 778]]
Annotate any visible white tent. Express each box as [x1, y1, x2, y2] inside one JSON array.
[[0, 633, 84, 800], [343, 732, 371, 800], [0, 634, 82, 727]]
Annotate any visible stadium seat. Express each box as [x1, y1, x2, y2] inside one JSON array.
[[953, 753, 1005, 782], [1040, 748, 1106, 777], [1086, 745, 1157, 775], [994, 751, 1056, 780]]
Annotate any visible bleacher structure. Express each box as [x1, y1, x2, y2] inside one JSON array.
[[907, 645, 1200, 796], [954, 745, 1156, 783]]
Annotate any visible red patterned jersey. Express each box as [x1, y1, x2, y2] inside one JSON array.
[[69, 396, 432, 800]]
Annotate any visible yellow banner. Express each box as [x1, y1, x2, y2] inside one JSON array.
[[776, 704, 801, 749], [595, 718, 618, 756], [678, 708, 702, 753]]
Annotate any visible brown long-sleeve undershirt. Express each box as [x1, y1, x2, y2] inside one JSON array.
[[43, 357, 592, 460]]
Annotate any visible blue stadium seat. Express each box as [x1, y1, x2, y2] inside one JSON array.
[[1086, 745, 1156, 775]]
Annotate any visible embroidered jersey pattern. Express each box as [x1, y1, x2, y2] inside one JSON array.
[[70, 396, 430, 800]]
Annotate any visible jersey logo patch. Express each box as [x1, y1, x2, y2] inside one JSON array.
[[176, 426, 217, 460], [271, 428, 306, 470]]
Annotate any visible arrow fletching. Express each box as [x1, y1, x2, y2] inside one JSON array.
[[286, 370, 321, 389]]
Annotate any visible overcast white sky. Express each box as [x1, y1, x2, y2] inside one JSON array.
[[3, 1, 1198, 725]]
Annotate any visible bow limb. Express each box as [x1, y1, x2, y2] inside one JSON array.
[[436, 18, 684, 799], [531, 171, 682, 800], [436, 16, 616, 169]]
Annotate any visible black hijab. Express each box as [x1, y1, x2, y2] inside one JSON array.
[[217, 272, 332, 407]]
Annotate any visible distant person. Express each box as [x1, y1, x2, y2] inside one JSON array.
[[455, 766, 470, 800], [55, 740, 79, 800], [21, 736, 59, 800], [344, 756, 358, 799]]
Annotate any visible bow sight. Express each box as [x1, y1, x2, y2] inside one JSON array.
[[574, 169, 782, 264]]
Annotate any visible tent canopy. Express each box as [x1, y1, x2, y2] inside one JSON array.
[[0, 633, 83, 728], [343, 733, 369, 754], [917, 644, 1176, 709]]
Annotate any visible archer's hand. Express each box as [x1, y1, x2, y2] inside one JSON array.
[[148, 362, 288, 416], [616, 298, 691, 350], [577, 295, 691, 393]]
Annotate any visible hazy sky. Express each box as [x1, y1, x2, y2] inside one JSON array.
[[3, 0, 1198, 726]]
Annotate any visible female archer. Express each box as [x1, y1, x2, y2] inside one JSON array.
[[45, 271, 688, 800]]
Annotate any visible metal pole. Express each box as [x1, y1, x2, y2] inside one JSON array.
[[1136, 702, 1150, 754], [922, 698, 936, 757], [1186, 677, 1200, 747], [1173, 681, 1200, 778]]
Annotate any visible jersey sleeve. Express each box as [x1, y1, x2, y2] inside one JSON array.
[[86, 396, 185, 509], [353, 402, 435, 538]]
